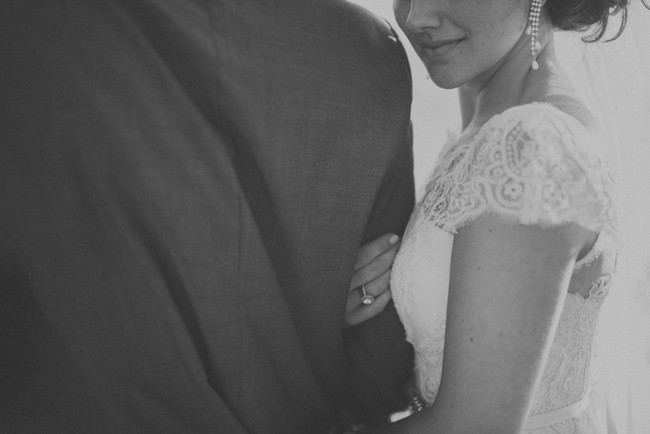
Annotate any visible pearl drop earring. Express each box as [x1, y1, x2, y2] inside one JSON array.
[[525, 0, 542, 70]]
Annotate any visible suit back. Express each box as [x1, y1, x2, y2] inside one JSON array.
[[0, 1, 415, 432]]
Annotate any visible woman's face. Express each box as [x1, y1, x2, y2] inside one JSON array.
[[394, 0, 529, 89]]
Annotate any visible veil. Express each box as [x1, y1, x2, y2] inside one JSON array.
[[554, 1, 650, 431]]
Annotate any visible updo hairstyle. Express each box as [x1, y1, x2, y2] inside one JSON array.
[[544, 0, 642, 42]]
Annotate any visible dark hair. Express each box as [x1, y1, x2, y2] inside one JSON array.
[[545, 0, 645, 42]]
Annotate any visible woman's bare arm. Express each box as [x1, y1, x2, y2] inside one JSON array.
[[372, 213, 596, 433]]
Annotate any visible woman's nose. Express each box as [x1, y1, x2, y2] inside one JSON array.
[[405, 0, 443, 33]]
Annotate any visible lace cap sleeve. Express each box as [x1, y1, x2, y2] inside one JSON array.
[[422, 104, 617, 234]]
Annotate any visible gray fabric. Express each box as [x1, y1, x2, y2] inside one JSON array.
[[0, 0, 416, 432]]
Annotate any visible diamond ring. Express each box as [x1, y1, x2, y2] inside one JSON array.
[[360, 284, 375, 306]]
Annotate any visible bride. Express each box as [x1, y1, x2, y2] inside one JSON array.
[[345, 0, 650, 432]]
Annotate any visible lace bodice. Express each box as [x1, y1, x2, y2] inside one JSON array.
[[391, 104, 618, 433]]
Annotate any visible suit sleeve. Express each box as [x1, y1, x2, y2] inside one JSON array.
[[344, 122, 416, 424]]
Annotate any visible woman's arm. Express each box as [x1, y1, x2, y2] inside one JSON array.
[[373, 213, 596, 434]]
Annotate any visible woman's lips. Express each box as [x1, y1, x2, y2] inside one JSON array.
[[417, 38, 464, 63]]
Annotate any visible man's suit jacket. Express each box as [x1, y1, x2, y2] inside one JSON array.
[[0, 1, 415, 432]]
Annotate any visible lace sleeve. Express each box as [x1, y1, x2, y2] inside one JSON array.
[[422, 104, 617, 235]]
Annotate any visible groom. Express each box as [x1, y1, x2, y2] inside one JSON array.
[[0, 0, 415, 432]]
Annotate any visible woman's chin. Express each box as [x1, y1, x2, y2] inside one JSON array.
[[426, 72, 463, 90]]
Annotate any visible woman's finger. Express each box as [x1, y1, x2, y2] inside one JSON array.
[[349, 269, 391, 303], [345, 233, 401, 327], [349, 242, 399, 291], [344, 290, 393, 327], [354, 233, 400, 270], [345, 270, 391, 323]]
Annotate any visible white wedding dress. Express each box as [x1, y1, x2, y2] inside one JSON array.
[[391, 103, 618, 433]]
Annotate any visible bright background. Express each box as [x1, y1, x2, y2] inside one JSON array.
[[348, 0, 461, 191]]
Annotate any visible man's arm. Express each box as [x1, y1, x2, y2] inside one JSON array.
[[344, 123, 416, 424]]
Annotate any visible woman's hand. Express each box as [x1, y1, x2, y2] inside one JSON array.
[[344, 233, 401, 327]]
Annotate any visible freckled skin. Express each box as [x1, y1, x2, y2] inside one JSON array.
[[394, 0, 528, 90]]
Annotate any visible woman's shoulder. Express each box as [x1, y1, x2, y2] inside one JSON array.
[[470, 101, 611, 174], [479, 99, 602, 143], [424, 101, 617, 234]]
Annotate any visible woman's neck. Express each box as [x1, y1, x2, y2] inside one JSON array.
[[458, 23, 558, 132]]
